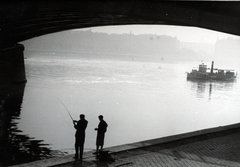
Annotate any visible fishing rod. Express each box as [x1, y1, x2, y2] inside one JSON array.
[[57, 98, 74, 122]]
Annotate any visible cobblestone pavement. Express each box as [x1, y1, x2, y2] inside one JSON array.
[[52, 127, 240, 167]]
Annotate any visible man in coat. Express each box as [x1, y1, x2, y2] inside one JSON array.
[[73, 114, 88, 160], [94, 115, 108, 153]]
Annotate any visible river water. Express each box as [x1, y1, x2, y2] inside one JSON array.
[[16, 50, 240, 157]]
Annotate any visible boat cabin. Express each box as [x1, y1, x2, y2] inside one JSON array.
[[199, 63, 207, 72]]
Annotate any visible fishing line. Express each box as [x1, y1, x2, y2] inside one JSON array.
[[57, 98, 74, 122]]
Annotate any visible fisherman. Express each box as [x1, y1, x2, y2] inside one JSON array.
[[73, 114, 88, 160], [94, 115, 108, 154]]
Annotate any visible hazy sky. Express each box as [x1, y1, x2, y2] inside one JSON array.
[[76, 25, 240, 44]]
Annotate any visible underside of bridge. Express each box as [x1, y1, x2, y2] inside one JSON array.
[[1, 1, 240, 46], [0, 1, 240, 82]]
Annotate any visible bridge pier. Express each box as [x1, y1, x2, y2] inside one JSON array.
[[0, 44, 27, 83]]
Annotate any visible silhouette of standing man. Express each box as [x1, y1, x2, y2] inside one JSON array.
[[73, 114, 88, 160], [94, 115, 108, 153]]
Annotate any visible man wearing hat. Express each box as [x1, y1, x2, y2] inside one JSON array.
[[94, 115, 108, 153]]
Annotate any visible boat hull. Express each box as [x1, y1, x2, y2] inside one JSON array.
[[187, 73, 236, 81]]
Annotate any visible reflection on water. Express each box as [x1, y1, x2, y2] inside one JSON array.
[[0, 82, 65, 166], [188, 80, 237, 101]]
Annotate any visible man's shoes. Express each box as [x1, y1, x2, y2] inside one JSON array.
[[93, 151, 98, 154], [73, 156, 78, 159]]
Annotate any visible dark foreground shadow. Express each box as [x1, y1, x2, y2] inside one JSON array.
[[0, 82, 65, 166], [114, 126, 240, 164]]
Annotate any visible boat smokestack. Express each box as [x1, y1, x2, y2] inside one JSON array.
[[211, 61, 214, 73]]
